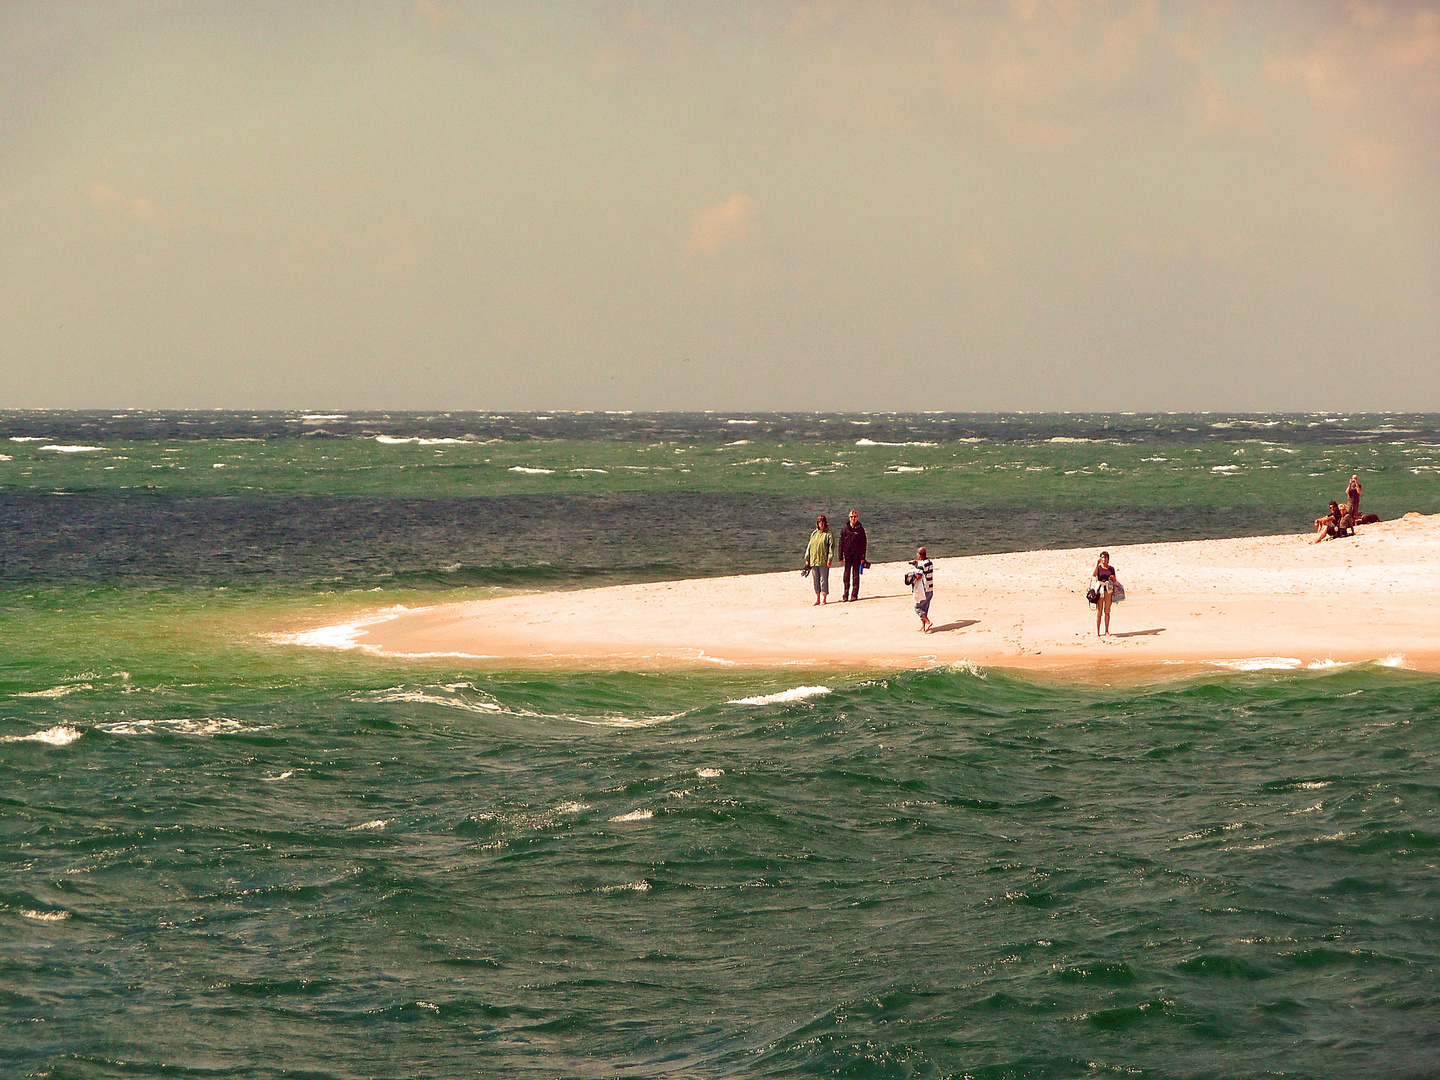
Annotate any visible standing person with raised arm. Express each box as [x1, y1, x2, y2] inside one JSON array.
[[804, 514, 835, 606], [839, 509, 868, 602]]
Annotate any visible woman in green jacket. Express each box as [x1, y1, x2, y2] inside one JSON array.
[[805, 514, 835, 605]]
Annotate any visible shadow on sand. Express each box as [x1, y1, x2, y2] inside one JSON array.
[[1110, 628, 1166, 638], [927, 620, 978, 634]]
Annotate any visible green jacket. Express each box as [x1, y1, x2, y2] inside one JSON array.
[[806, 528, 835, 567]]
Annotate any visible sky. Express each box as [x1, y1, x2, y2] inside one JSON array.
[[1, 1, 1437, 411]]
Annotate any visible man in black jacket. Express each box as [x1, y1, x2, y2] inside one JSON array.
[[839, 508, 868, 602]]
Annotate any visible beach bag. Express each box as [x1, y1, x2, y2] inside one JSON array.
[[1113, 582, 1126, 603], [906, 571, 929, 603], [1085, 587, 1099, 606]]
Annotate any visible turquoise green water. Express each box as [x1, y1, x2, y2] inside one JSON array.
[[4, 413, 1439, 1078]]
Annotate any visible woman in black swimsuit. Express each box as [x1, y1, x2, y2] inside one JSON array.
[[1092, 551, 1118, 636]]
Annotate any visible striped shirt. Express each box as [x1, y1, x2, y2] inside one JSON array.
[[909, 558, 933, 600]]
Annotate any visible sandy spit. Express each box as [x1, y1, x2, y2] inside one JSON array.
[[282, 514, 1440, 680]]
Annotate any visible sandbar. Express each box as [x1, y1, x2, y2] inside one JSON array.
[[284, 513, 1440, 678]]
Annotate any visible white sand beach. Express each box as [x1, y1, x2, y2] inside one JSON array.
[[285, 513, 1440, 678]]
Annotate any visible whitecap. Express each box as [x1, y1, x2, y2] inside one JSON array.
[[349, 819, 388, 830], [508, 466, 554, 475], [1306, 659, 1352, 670], [20, 909, 71, 922], [361, 687, 503, 714], [725, 419, 759, 424], [855, 439, 938, 447], [1378, 654, 1410, 669], [1208, 657, 1304, 671], [9, 436, 47, 442], [15, 683, 93, 698], [562, 714, 678, 728], [942, 660, 986, 677], [557, 800, 591, 814], [728, 685, 831, 706], [1, 725, 84, 746], [96, 718, 266, 737], [375, 435, 470, 445], [1211, 465, 1241, 473], [0, 454, 11, 461], [696, 767, 724, 778], [39, 445, 104, 453], [1045, 436, 1093, 443], [262, 770, 295, 782], [301, 414, 348, 423], [570, 468, 608, 474], [598, 880, 651, 892], [609, 809, 654, 822]]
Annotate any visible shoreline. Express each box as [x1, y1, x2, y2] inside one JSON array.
[[276, 513, 1440, 680]]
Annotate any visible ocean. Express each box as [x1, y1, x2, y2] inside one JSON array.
[[3, 411, 1438, 1079]]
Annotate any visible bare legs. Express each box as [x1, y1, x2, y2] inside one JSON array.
[[1095, 592, 1111, 635]]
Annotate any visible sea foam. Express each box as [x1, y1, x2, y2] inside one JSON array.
[[2, 725, 84, 746], [728, 685, 830, 706], [21, 908, 71, 922], [609, 809, 654, 822], [1208, 657, 1305, 671], [269, 607, 417, 652], [96, 718, 267, 737]]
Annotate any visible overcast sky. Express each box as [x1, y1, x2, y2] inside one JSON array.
[[2, 1, 1437, 411]]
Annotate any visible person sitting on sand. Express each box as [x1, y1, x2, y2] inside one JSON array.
[[1312, 510, 1355, 544], [1092, 551, 1119, 636], [905, 546, 934, 632], [805, 514, 835, 605], [1313, 500, 1343, 539]]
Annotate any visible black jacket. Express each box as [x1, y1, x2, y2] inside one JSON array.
[[839, 521, 867, 561]]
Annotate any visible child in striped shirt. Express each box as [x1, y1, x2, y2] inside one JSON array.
[[905, 546, 934, 633]]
